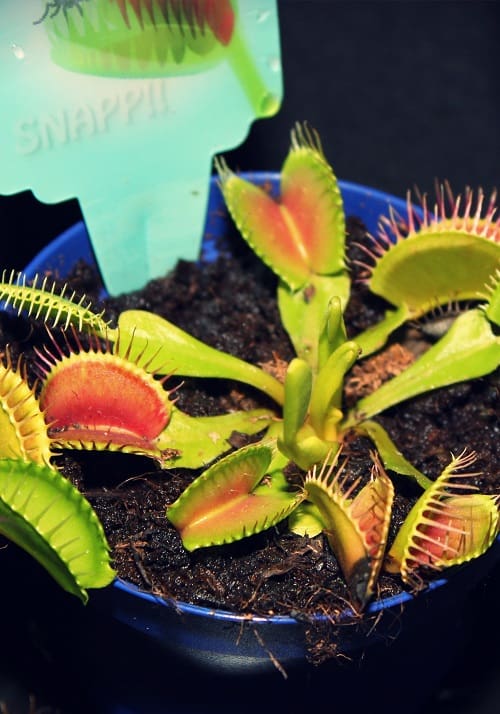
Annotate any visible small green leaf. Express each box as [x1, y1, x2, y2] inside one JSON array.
[[157, 406, 274, 468], [117, 310, 285, 405], [0, 459, 115, 602], [277, 357, 334, 470], [167, 443, 304, 550], [278, 426, 335, 472], [309, 341, 360, 441], [281, 358, 312, 446], [318, 296, 349, 367]]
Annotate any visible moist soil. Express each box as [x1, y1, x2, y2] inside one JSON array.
[[1, 214, 498, 665]]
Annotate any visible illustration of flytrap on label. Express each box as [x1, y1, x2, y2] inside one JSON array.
[[0, 1, 282, 293]]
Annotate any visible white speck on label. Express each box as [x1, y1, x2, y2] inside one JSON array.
[[11, 43, 25, 60], [268, 56, 281, 73]]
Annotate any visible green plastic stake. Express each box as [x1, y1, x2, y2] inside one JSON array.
[[0, 1, 282, 294]]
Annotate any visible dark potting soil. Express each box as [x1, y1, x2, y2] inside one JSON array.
[[1, 214, 498, 665]]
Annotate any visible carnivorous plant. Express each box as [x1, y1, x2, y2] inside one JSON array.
[[0, 123, 498, 607]]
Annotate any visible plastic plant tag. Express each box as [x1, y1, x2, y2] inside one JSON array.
[[0, 2, 282, 294]]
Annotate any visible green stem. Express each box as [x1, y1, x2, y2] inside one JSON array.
[[227, 30, 280, 117], [355, 305, 410, 359]]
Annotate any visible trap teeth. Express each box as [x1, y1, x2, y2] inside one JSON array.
[[40, 0, 232, 77]]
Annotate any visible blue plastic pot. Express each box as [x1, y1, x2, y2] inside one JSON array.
[[23, 175, 500, 681]]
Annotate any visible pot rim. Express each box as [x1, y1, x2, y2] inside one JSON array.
[[112, 573, 448, 624]]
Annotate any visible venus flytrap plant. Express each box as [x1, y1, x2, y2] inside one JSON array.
[[0, 457, 115, 602], [35, 328, 176, 462], [0, 122, 499, 610]]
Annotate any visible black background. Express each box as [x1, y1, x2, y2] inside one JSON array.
[[1, 2, 500, 713]]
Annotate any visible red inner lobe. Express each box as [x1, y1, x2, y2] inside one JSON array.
[[41, 358, 169, 442], [281, 168, 341, 275], [410, 510, 463, 566], [110, 0, 235, 45], [204, 0, 235, 45], [232, 183, 309, 285]]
